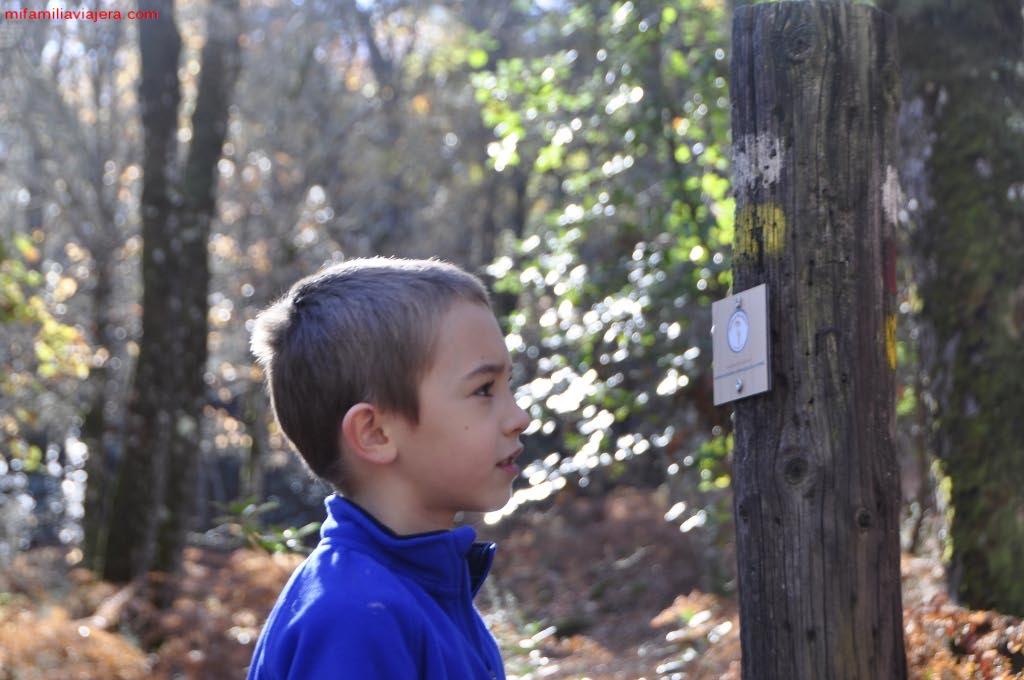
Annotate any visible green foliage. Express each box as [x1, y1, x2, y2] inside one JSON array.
[[475, 0, 734, 510], [1, 233, 90, 463], [213, 498, 320, 554], [695, 432, 731, 492]]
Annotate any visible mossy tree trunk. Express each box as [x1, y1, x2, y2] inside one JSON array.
[[729, 3, 907, 678], [879, 0, 1024, 616]]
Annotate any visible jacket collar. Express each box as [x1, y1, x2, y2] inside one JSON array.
[[320, 495, 495, 598]]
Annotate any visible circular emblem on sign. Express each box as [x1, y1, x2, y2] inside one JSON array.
[[727, 309, 750, 353]]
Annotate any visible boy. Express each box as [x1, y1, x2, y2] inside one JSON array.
[[246, 257, 530, 680]]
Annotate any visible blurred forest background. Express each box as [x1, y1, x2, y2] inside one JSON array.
[[1, 0, 1023, 678]]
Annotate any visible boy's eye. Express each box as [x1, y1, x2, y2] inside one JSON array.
[[474, 381, 495, 397]]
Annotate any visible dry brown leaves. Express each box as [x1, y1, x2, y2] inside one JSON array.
[[1, 494, 1023, 680]]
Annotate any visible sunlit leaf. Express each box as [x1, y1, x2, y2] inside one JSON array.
[[468, 48, 489, 69]]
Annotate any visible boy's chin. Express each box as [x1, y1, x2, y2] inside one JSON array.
[[473, 489, 514, 514]]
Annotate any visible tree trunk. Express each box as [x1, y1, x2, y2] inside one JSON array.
[[729, 3, 906, 679], [880, 0, 1024, 615], [154, 0, 241, 577], [101, 0, 240, 584], [80, 255, 119, 571], [102, 0, 183, 583]]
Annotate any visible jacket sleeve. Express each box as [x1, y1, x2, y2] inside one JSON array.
[[282, 598, 423, 680]]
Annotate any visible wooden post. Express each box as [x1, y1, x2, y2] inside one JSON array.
[[729, 2, 907, 679]]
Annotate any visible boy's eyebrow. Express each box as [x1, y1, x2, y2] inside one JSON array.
[[461, 361, 510, 381]]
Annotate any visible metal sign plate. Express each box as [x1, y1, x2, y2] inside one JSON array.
[[712, 283, 770, 405]]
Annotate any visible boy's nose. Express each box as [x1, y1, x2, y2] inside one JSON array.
[[507, 400, 531, 436]]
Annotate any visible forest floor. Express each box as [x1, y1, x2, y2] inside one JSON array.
[[1, 486, 1023, 679]]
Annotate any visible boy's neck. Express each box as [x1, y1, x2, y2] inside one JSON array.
[[344, 498, 449, 539], [346, 491, 456, 535]]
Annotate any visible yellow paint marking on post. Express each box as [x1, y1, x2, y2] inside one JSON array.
[[885, 313, 897, 370], [735, 204, 786, 259], [761, 204, 786, 255], [735, 205, 761, 261]]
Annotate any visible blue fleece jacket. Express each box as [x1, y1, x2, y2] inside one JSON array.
[[245, 496, 505, 679]]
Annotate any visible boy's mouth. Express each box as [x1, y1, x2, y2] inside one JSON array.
[[497, 447, 523, 472]]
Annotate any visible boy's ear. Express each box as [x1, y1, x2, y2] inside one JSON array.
[[340, 403, 398, 466]]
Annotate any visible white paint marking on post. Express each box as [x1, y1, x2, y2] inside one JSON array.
[[732, 134, 784, 190]]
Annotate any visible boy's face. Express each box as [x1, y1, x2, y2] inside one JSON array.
[[386, 300, 530, 530]]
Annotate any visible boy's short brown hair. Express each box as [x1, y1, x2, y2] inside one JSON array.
[[250, 257, 491, 492]]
